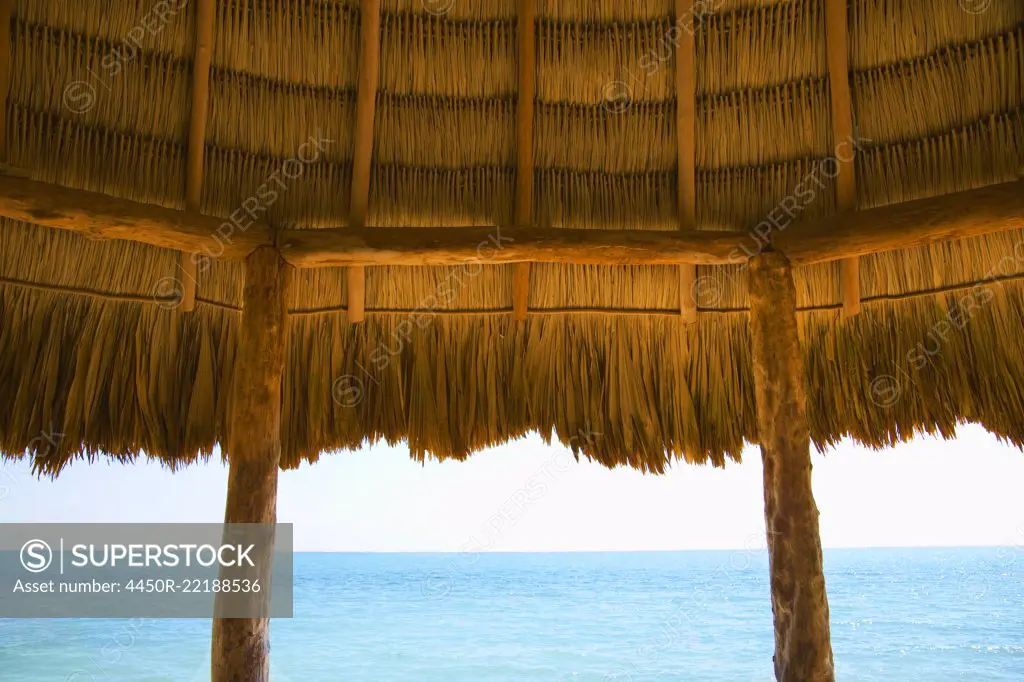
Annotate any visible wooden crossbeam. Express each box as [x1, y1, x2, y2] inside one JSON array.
[[825, 0, 861, 318], [179, 0, 216, 312], [279, 226, 750, 268], [277, 179, 1024, 267], [3, 173, 1022, 270], [347, 0, 382, 324], [513, 0, 537, 321], [676, 0, 699, 324]]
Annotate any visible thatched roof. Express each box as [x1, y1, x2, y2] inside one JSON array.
[[2, 0, 1023, 474]]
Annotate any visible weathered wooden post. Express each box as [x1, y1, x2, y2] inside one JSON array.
[[211, 246, 291, 682], [748, 250, 834, 682]]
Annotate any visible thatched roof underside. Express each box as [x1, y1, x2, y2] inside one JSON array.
[[2, 0, 1024, 474]]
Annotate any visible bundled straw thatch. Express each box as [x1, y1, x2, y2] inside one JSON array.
[[2, 0, 1023, 474]]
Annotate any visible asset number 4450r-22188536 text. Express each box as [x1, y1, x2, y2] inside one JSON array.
[[124, 579, 262, 593]]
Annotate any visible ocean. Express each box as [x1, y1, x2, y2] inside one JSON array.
[[1, 548, 1022, 681]]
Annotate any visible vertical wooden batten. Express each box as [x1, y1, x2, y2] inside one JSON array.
[[210, 246, 292, 682], [513, 0, 536, 322], [180, 0, 216, 313], [676, 0, 698, 324], [0, 0, 13, 162], [513, 263, 531, 320], [347, 0, 382, 324], [748, 251, 835, 682], [825, 0, 861, 318]]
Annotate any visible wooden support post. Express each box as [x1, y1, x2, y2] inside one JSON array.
[[180, 0, 216, 312], [347, 0, 382, 324], [512, 0, 536, 322], [825, 0, 861, 318], [676, 0, 698, 324], [748, 250, 834, 682], [211, 246, 291, 682]]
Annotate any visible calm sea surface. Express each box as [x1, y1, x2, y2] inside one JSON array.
[[1, 548, 1022, 681]]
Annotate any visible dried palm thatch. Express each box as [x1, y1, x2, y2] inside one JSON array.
[[2, 0, 1023, 475]]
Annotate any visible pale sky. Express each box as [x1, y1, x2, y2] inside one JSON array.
[[1, 424, 1022, 552]]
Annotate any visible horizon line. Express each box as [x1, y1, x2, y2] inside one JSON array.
[[289, 544, 1017, 554]]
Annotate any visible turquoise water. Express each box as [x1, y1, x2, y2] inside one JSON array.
[[1, 548, 1022, 681]]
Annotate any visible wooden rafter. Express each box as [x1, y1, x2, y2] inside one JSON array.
[[776, 179, 1024, 265], [513, 0, 537, 321], [3, 173, 1023, 270], [347, 0, 382, 324], [180, 0, 216, 312], [0, 0, 12, 162], [676, 0, 698, 324], [825, 0, 861, 318]]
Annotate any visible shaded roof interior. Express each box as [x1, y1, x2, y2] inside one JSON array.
[[1, 0, 1023, 473]]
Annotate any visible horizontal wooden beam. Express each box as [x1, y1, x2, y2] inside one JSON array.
[[3, 175, 1022, 270], [278, 226, 751, 268], [778, 179, 1024, 266], [0, 174, 271, 259]]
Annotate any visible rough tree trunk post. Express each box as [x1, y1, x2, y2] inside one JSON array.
[[747, 250, 835, 682], [211, 246, 291, 682]]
